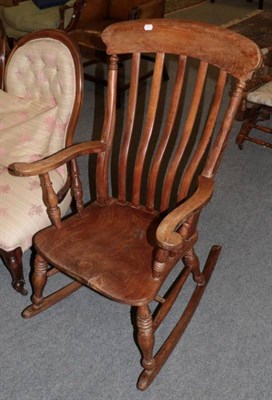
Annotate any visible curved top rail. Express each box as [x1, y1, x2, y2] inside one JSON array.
[[102, 19, 262, 80]]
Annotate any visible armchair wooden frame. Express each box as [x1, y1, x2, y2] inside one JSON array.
[[0, 29, 83, 294], [11, 20, 261, 389]]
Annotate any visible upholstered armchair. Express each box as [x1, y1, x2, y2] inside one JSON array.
[[0, 29, 83, 294]]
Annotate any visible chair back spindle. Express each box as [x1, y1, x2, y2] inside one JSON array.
[[97, 20, 261, 214]]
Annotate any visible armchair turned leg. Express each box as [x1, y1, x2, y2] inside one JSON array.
[[0, 248, 27, 295], [136, 305, 155, 390], [183, 248, 205, 285]]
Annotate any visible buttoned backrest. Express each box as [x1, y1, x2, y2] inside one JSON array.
[[5, 31, 82, 155]]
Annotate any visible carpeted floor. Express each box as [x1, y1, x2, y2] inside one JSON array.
[[224, 10, 272, 48], [166, 0, 272, 25], [0, 2, 271, 400]]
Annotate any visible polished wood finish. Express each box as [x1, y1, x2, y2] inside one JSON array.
[[1, 29, 83, 294], [12, 20, 261, 389]]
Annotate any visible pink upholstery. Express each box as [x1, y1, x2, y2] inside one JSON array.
[[0, 35, 78, 252]]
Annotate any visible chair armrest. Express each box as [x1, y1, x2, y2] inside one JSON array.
[[131, 0, 165, 20], [9, 140, 106, 177], [156, 176, 214, 251], [59, 0, 85, 31]]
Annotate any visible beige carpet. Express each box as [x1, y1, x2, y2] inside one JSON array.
[[165, 0, 206, 14]]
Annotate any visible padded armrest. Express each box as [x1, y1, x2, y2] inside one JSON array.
[[156, 176, 214, 251]]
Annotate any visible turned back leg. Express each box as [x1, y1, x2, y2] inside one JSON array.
[[0, 248, 27, 295]]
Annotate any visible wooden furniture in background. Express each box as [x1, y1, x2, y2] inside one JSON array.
[[236, 79, 272, 148], [210, 0, 264, 9], [0, 0, 84, 43], [225, 10, 272, 148], [0, 29, 83, 294], [68, 0, 168, 104], [11, 20, 261, 389]]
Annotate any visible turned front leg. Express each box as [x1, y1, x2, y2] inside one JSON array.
[[31, 254, 48, 307], [183, 247, 205, 285], [136, 305, 155, 372]]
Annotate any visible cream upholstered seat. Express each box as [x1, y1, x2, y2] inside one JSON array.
[[0, 29, 83, 294], [247, 81, 272, 106]]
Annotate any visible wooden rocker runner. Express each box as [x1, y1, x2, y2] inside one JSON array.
[[10, 20, 261, 390]]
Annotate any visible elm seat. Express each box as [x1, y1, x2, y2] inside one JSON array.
[[247, 81, 272, 106], [12, 20, 261, 390], [0, 29, 83, 294]]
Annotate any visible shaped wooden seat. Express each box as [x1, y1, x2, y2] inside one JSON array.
[[10, 20, 261, 390]]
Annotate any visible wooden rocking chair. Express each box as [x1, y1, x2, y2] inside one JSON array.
[[10, 20, 261, 390]]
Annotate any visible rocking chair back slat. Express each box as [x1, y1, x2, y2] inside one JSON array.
[[146, 55, 187, 211], [202, 88, 244, 178], [160, 61, 208, 211], [118, 53, 141, 204], [96, 55, 119, 204], [132, 52, 165, 208], [177, 69, 228, 202]]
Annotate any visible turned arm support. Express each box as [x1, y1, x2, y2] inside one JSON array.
[[156, 176, 214, 252], [9, 141, 106, 177], [9, 140, 106, 228]]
